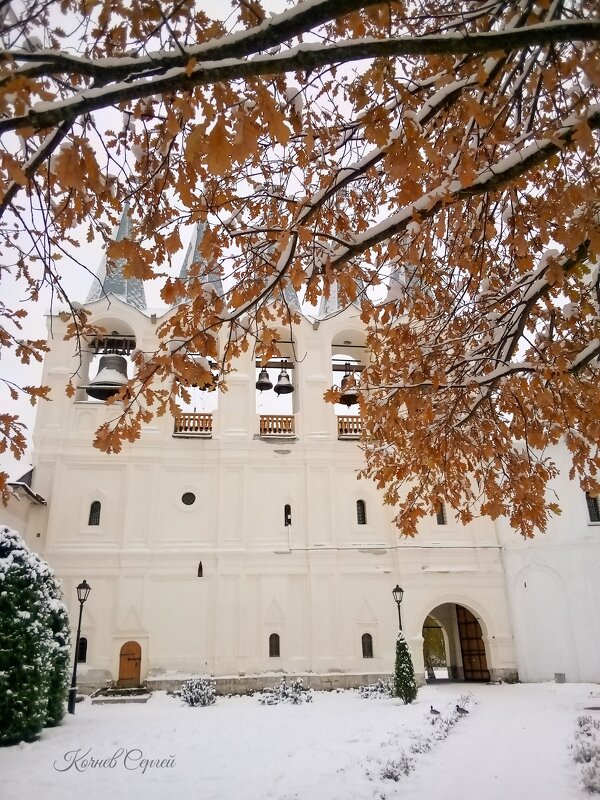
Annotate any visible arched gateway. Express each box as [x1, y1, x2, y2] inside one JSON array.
[[422, 603, 490, 682]]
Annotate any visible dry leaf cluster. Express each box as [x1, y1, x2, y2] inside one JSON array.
[[0, 0, 599, 534]]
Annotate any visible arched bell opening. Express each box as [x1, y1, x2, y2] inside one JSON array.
[[169, 336, 219, 416], [330, 330, 367, 437], [79, 320, 137, 402], [255, 332, 299, 433], [421, 603, 491, 683]]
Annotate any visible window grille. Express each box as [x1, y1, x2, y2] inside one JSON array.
[[436, 502, 447, 525], [356, 500, 367, 525], [88, 501, 101, 526], [586, 493, 600, 523]]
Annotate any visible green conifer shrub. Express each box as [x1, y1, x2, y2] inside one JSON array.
[[0, 526, 70, 744], [393, 629, 418, 705]]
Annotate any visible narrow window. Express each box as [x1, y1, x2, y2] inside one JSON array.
[[88, 501, 101, 526], [436, 502, 447, 525], [197, 561, 203, 577], [586, 493, 600, 523], [269, 633, 280, 658], [361, 633, 373, 659], [356, 499, 367, 525], [284, 504, 292, 527], [77, 636, 88, 663]]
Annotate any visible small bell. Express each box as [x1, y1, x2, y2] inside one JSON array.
[[339, 362, 358, 407], [274, 365, 294, 395], [86, 355, 128, 400], [255, 368, 273, 392]]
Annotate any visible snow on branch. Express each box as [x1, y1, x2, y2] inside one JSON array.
[[1, 21, 600, 135]]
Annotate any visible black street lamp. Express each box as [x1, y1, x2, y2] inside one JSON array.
[[392, 584, 404, 631], [68, 579, 91, 715]]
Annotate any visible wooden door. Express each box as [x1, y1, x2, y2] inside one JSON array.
[[118, 640, 141, 687], [456, 606, 490, 682]]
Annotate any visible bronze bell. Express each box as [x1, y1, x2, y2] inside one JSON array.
[[86, 355, 128, 400], [255, 368, 273, 392], [340, 362, 358, 407], [274, 366, 294, 395]]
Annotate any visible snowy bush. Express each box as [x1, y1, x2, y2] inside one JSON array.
[[392, 630, 417, 705], [0, 526, 70, 745], [258, 678, 312, 705], [572, 714, 600, 792], [380, 752, 415, 781], [582, 757, 600, 793], [409, 735, 432, 754], [359, 679, 392, 699], [180, 677, 216, 707]]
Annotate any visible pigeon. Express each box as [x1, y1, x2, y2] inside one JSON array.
[[456, 704, 469, 715], [430, 705, 441, 715]]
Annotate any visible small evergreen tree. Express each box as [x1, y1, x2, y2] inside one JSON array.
[[393, 630, 418, 705], [0, 526, 70, 744]]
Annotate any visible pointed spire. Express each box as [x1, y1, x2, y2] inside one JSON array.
[[179, 222, 224, 299], [87, 204, 147, 311], [317, 276, 365, 320]]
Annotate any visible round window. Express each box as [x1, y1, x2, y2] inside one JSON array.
[[181, 492, 196, 506]]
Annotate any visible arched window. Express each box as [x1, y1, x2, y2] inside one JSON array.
[[361, 633, 373, 659], [586, 493, 600, 523], [88, 501, 101, 526], [197, 561, 203, 577], [436, 502, 447, 525], [77, 636, 88, 663], [269, 633, 280, 658], [284, 504, 292, 527], [356, 499, 367, 525]]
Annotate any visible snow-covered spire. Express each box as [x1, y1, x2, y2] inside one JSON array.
[[179, 222, 224, 299], [86, 204, 147, 311], [317, 276, 365, 320]]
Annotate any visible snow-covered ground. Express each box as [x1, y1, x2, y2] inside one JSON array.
[[1, 682, 598, 800]]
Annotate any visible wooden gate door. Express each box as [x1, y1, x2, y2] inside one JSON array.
[[456, 606, 490, 681], [118, 641, 141, 687]]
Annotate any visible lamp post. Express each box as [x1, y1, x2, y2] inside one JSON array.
[[68, 579, 91, 715], [392, 584, 404, 631]]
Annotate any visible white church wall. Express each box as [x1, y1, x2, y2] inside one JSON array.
[[15, 296, 537, 688]]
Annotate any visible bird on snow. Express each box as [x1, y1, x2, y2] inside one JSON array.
[[456, 704, 469, 715], [430, 705, 441, 715]]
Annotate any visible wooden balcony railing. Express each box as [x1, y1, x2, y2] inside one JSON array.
[[337, 415, 362, 439], [173, 412, 213, 437], [259, 414, 295, 437]]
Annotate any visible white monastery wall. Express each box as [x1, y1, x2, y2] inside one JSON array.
[[7, 293, 598, 689]]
